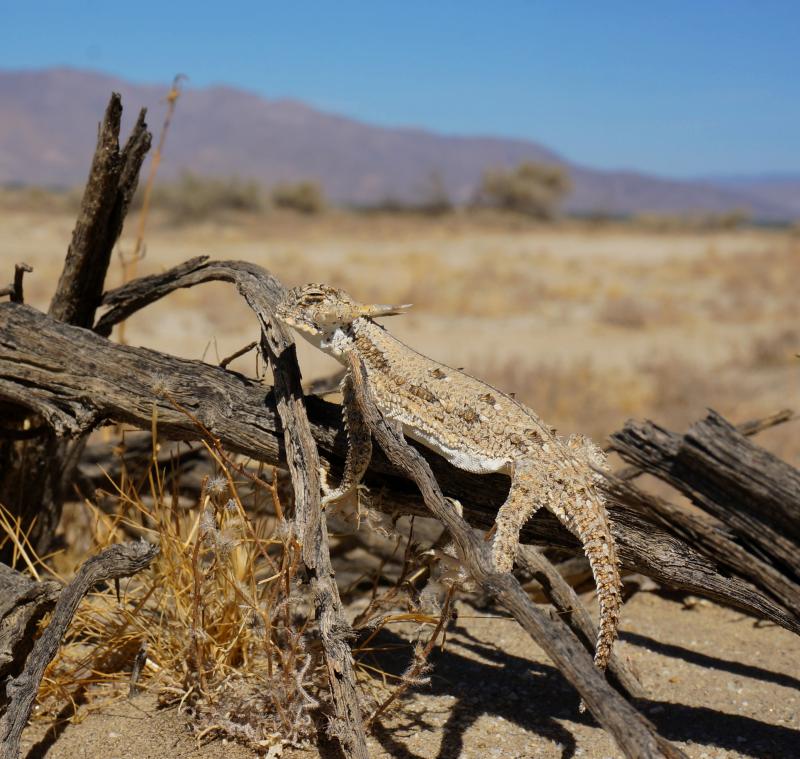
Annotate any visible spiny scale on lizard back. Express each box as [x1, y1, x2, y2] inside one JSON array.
[[352, 318, 562, 465]]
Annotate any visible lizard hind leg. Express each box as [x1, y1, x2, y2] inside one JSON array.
[[491, 465, 543, 573]]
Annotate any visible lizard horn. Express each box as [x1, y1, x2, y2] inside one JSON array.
[[360, 303, 413, 318]]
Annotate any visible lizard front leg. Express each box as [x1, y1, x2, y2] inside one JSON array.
[[322, 368, 373, 507]]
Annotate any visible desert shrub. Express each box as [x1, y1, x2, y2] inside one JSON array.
[[271, 180, 325, 214], [632, 209, 752, 232], [748, 328, 800, 367], [413, 171, 453, 216], [475, 161, 571, 220], [596, 296, 648, 329], [134, 173, 264, 223]]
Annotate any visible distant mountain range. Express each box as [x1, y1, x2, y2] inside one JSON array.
[[1, 67, 798, 220]]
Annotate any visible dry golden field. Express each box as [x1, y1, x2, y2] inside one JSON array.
[[6, 206, 799, 459]]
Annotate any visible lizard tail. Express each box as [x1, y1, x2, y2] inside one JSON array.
[[567, 491, 622, 671]]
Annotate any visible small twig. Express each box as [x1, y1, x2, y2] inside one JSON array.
[[11, 264, 32, 304], [128, 640, 148, 697], [0, 264, 32, 303], [515, 545, 643, 699], [368, 584, 455, 726], [219, 340, 257, 369], [0, 541, 158, 759], [118, 75, 185, 343]]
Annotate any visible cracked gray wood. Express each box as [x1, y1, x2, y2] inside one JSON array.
[[0, 92, 151, 557], [0, 542, 158, 759]]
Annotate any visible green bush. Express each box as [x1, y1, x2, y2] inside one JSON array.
[[476, 162, 572, 220]]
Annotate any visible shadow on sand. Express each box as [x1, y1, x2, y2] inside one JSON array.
[[364, 622, 800, 759]]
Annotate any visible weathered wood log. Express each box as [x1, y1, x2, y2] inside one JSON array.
[[345, 351, 687, 759], [610, 413, 800, 582], [0, 542, 158, 759], [613, 408, 796, 481], [255, 289, 369, 758], [601, 473, 800, 618], [515, 545, 644, 700], [0, 565, 60, 706], [0, 93, 151, 557], [49, 95, 151, 328], [1, 300, 798, 636]]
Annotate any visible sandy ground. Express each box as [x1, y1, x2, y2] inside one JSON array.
[[19, 591, 800, 759]]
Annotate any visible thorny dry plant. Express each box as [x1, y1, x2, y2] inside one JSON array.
[[2, 420, 457, 752]]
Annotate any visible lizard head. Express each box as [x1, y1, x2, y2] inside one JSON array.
[[275, 283, 410, 354]]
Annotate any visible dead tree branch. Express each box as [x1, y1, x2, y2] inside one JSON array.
[[0, 566, 60, 704], [0, 542, 158, 759], [254, 295, 369, 758], [49, 95, 151, 327], [515, 545, 644, 699], [609, 413, 800, 592], [0, 93, 151, 558]]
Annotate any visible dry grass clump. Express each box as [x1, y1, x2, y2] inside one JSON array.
[[596, 296, 649, 329], [9, 421, 456, 751], [480, 354, 746, 444], [34, 444, 320, 751], [631, 210, 751, 232], [0, 185, 82, 214], [747, 328, 800, 367]]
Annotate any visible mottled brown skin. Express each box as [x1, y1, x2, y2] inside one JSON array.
[[276, 284, 622, 671]]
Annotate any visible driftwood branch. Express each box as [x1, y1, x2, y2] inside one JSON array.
[[49, 95, 151, 328], [611, 413, 800, 578], [613, 408, 796, 481], [608, 413, 800, 615], [515, 545, 644, 699], [2, 299, 798, 638], [345, 352, 686, 759], [0, 93, 151, 558], [0, 566, 60, 702], [0, 542, 158, 759], [255, 297, 369, 757]]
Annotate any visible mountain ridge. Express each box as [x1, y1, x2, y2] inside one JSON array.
[[0, 67, 795, 219]]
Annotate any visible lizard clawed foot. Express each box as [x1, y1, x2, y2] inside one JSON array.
[[319, 466, 359, 508]]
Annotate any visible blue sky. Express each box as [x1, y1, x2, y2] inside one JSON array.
[[3, 1, 798, 177]]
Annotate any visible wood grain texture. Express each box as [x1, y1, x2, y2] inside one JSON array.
[[0, 565, 60, 703], [611, 415, 800, 571], [0, 542, 158, 759]]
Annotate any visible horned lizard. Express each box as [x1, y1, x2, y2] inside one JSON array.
[[275, 284, 622, 671]]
